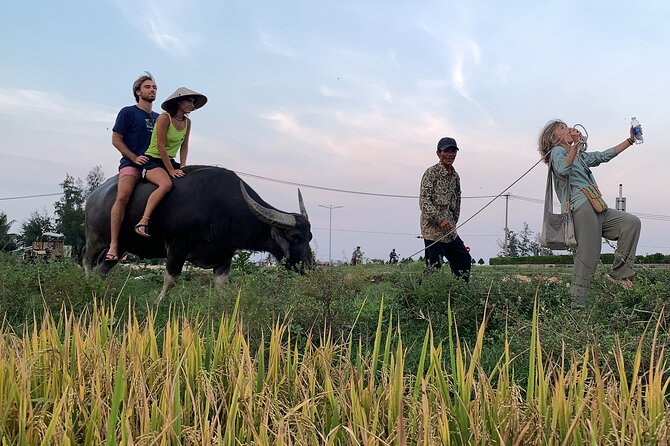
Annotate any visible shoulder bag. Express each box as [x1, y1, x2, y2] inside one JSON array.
[[540, 165, 577, 250]]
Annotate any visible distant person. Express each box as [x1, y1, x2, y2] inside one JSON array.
[[106, 72, 159, 261], [134, 87, 208, 238], [538, 120, 641, 307], [351, 246, 364, 265], [389, 248, 399, 264], [419, 137, 471, 281]]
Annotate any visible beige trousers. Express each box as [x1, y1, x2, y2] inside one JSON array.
[[570, 203, 641, 305]]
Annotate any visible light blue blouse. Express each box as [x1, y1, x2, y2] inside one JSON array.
[[549, 145, 617, 212]]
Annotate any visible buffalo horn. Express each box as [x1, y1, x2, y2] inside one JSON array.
[[298, 189, 308, 219], [240, 182, 296, 228]]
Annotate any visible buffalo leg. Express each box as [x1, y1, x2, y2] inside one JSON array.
[[82, 233, 107, 276], [213, 257, 233, 292], [156, 252, 186, 304]]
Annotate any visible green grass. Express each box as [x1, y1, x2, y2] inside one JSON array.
[[1, 252, 669, 384]]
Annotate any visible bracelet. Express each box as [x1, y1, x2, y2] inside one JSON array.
[[627, 137, 634, 145]]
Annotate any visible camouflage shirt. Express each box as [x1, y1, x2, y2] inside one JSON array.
[[419, 163, 461, 243]]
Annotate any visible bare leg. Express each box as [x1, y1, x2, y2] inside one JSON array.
[[137, 169, 173, 236], [109, 175, 139, 258]]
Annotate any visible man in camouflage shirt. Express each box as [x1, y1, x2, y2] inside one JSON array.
[[419, 137, 471, 280]]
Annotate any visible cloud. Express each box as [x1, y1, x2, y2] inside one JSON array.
[[448, 38, 482, 103], [387, 51, 400, 69], [258, 31, 301, 57], [319, 85, 349, 98], [0, 88, 116, 123], [497, 64, 512, 83], [259, 111, 337, 151], [257, 98, 451, 172], [417, 22, 486, 103], [467, 39, 481, 64], [115, 0, 202, 56], [433, 33, 495, 124]]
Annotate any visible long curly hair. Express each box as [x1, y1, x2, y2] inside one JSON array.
[[538, 119, 565, 164]]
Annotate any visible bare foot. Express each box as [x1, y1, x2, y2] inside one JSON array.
[[105, 253, 119, 261]]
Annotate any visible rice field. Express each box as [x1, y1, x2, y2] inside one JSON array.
[[0, 294, 668, 445]]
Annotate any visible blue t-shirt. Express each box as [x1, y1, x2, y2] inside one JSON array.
[[112, 105, 159, 169]]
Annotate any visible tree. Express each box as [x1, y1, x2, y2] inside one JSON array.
[[53, 166, 105, 260], [20, 211, 54, 246], [85, 165, 105, 196], [518, 223, 540, 256], [534, 233, 553, 256], [0, 211, 18, 251], [54, 173, 86, 259], [498, 230, 521, 257], [497, 222, 552, 257]]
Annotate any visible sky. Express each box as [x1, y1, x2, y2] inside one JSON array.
[[2, 0, 670, 264]]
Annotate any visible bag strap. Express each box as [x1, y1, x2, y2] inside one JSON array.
[[544, 165, 554, 214], [545, 159, 571, 214]]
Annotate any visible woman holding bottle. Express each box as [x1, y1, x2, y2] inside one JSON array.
[[537, 120, 642, 308]]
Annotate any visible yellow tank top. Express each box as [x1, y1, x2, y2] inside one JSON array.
[[145, 113, 188, 159]]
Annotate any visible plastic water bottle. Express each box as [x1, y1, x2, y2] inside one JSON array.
[[631, 117, 644, 144]]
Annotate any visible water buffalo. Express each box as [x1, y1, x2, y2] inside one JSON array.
[[83, 165, 314, 301]]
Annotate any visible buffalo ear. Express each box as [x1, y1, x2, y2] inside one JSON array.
[[271, 227, 290, 260]]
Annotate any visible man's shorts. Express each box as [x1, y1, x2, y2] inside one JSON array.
[[119, 166, 142, 179]]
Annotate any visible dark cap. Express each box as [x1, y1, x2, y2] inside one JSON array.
[[437, 137, 459, 151]]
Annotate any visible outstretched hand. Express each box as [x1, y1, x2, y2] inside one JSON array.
[[169, 169, 185, 178], [629, 125, 642, 140]]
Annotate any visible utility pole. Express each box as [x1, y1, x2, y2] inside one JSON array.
[[318, 204, 343, 264], [616, 184, 626, 211], [503, 194, 510, 256]]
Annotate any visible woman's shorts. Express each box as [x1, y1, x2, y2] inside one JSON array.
[[144, 157, 181, 172]]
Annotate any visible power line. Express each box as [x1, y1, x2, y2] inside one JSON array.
[[3, 170, 670, 222], [0, 192, 63, 201], [234, 169, 499, 200], [633, 213, 670, 221], [313, 226, 502, 237], [509, 195, 670, 221], [235, 171, 670, 221], [510, 194, 545, 205], [313, 227, 417, 236]]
